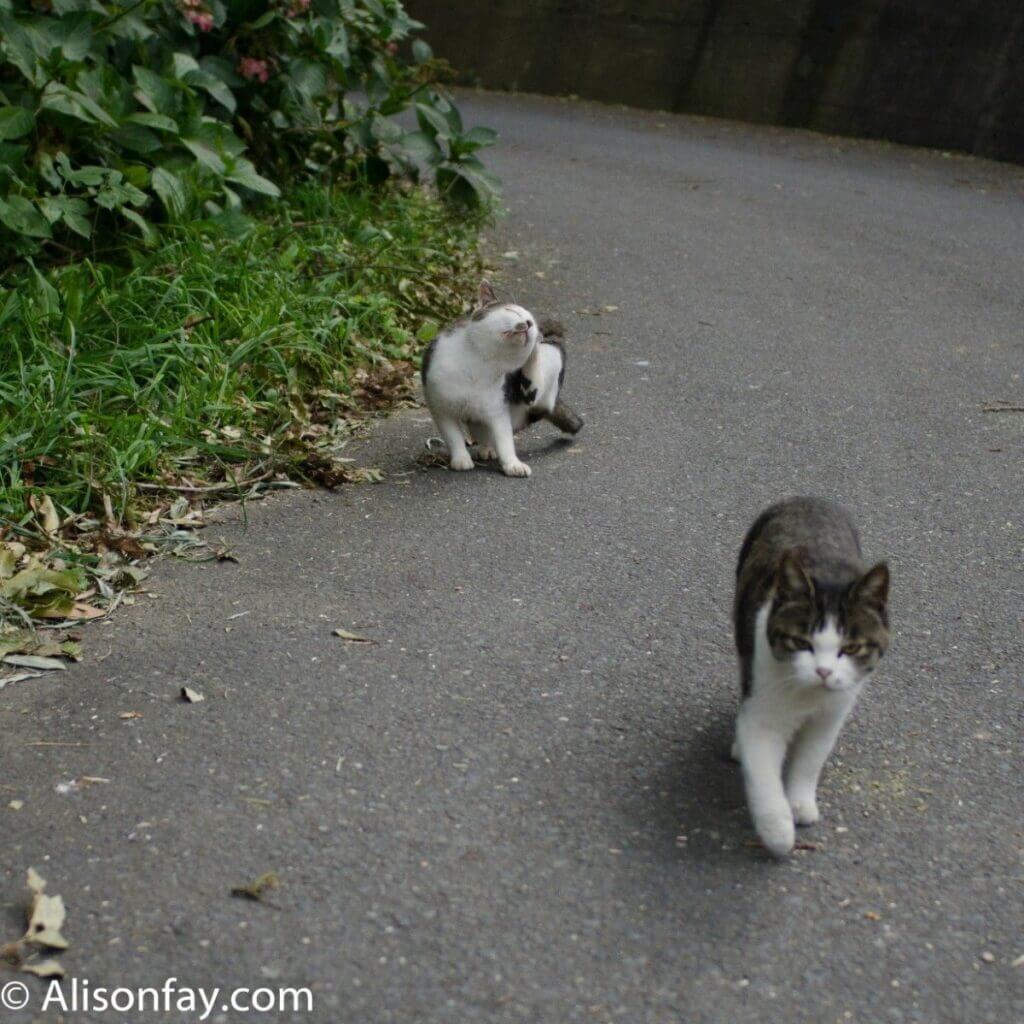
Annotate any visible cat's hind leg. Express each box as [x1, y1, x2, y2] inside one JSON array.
[[436, 415, 474, 471], [785, 702, 852, 826], [736, 709, 794, 857], [472, 422, 498, 462]]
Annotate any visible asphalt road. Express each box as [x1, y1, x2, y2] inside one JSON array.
[[3, 92, 1022, 1024]]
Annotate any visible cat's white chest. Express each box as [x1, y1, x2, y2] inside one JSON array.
[[425, 334, 507, 419]]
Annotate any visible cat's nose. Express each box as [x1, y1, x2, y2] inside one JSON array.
[[815, 667, 833, 681]]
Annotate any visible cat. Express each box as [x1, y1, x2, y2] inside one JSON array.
[[476, 316, 583, 461], [732, 497, 890, 857], [421, 281, 581, 477]]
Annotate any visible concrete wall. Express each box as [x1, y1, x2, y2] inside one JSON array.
[[406, 0, 1024, 163]]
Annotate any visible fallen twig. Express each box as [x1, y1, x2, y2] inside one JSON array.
[[135, 470, 273, 494]]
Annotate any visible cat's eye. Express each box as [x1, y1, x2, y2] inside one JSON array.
[[784, 636, 813, 652], [840, 643, 863, 657]]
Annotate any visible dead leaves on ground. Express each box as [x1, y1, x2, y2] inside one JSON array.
[[0, 630, 81, 689], [231, 872, 279, 904], [1, 868, 69, 979], [180, 686, 205, 703], [332, 628, 375, 644]]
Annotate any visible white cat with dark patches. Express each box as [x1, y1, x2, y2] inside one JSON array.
[[732, 497, 891, 857], [421, 281, 582, 477]]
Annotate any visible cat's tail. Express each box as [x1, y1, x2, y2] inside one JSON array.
[[545, 399, 583, 435]]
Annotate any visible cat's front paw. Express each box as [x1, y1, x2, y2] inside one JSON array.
[[477, 446, 498, 462], [789, 796, 820, 826], [449, 452, 474, 472], [755, 813, 795, 858], [501, 459, 531, 478]]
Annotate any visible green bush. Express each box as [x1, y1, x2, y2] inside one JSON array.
[[0, 0, 498, 258]]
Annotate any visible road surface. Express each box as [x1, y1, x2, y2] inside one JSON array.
[[3, 91, 1022, 1023]]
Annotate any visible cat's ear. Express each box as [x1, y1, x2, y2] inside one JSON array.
[[478, 279, 497, 306], [852, 561, 889, 611], [775, 549, 813, 600]]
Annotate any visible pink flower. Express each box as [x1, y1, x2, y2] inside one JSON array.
[[185, 9, 213, 30], [238, 57, 270, 84], [386, 41, 398, 55], [285, 0, 309, 16]]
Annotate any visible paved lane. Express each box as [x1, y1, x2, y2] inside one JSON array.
[[3, 92, 1022, 1023]]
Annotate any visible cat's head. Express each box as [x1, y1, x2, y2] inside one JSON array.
[[767, 550, 890, 691], [469, 279, 540, 357]]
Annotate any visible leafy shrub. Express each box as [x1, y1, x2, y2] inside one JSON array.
[[0, 0, 497, 257]]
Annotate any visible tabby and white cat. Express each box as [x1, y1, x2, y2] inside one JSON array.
[[732, 497, 890, 857], [421, 281, 582, 477]]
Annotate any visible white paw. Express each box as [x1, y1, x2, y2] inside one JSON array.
[[755, 813, 795, 858], [789, 797, 820, 826], [501, 459, 531, 478], [449, 452, 474, 472], [477, 446, 498, 461]]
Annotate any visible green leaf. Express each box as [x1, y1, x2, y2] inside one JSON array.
[[325, 23, 349, 60], [95, 176, 147, 210], [39, 83, 94, 124], [415, 102, 452, 140], [54, 11, 92, 61], [460, 126, 498, 148], [27, 259, 61, 314], [288, 59, 328, 99], [190, 71, 236, 114], [0, 106, 34, 141], [127, 112, 179, 132], [399, 130, 443, 165], [416, 321, 439, 342], [0, 195, 52, 238], [151, 166, 189, 219], [121, 207, 157, 243], [411, 39, 432, 62], [58, 199, 91, 238], [37, 195, 91, 238], [370, 114, 402, 144], [111, 124, 161, 153], [225, 158, 280, 197], [182, 137, 226, 174], [171, 53, 201, 80], [133, 66, 175, 116]]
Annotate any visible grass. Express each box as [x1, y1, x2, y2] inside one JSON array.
[[0, 180, 483, 529]]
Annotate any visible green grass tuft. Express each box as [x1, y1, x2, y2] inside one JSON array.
[[0, 182, 483, 527]]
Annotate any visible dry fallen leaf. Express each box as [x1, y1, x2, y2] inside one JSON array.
[[1, 655, 67, 672], [181, 686, 205, 703], [22, 958, 65, 978], [231, 872, 280, 902], [332, 628, 375, 644], [67, 602, 106, 620], [864, 910, 881, 921], [0, 672, 43, 691], [33, 494, 61, 535], [0, 868, 70, 970], [9, 800, 24, 810], [119, 711, 143, 720]]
